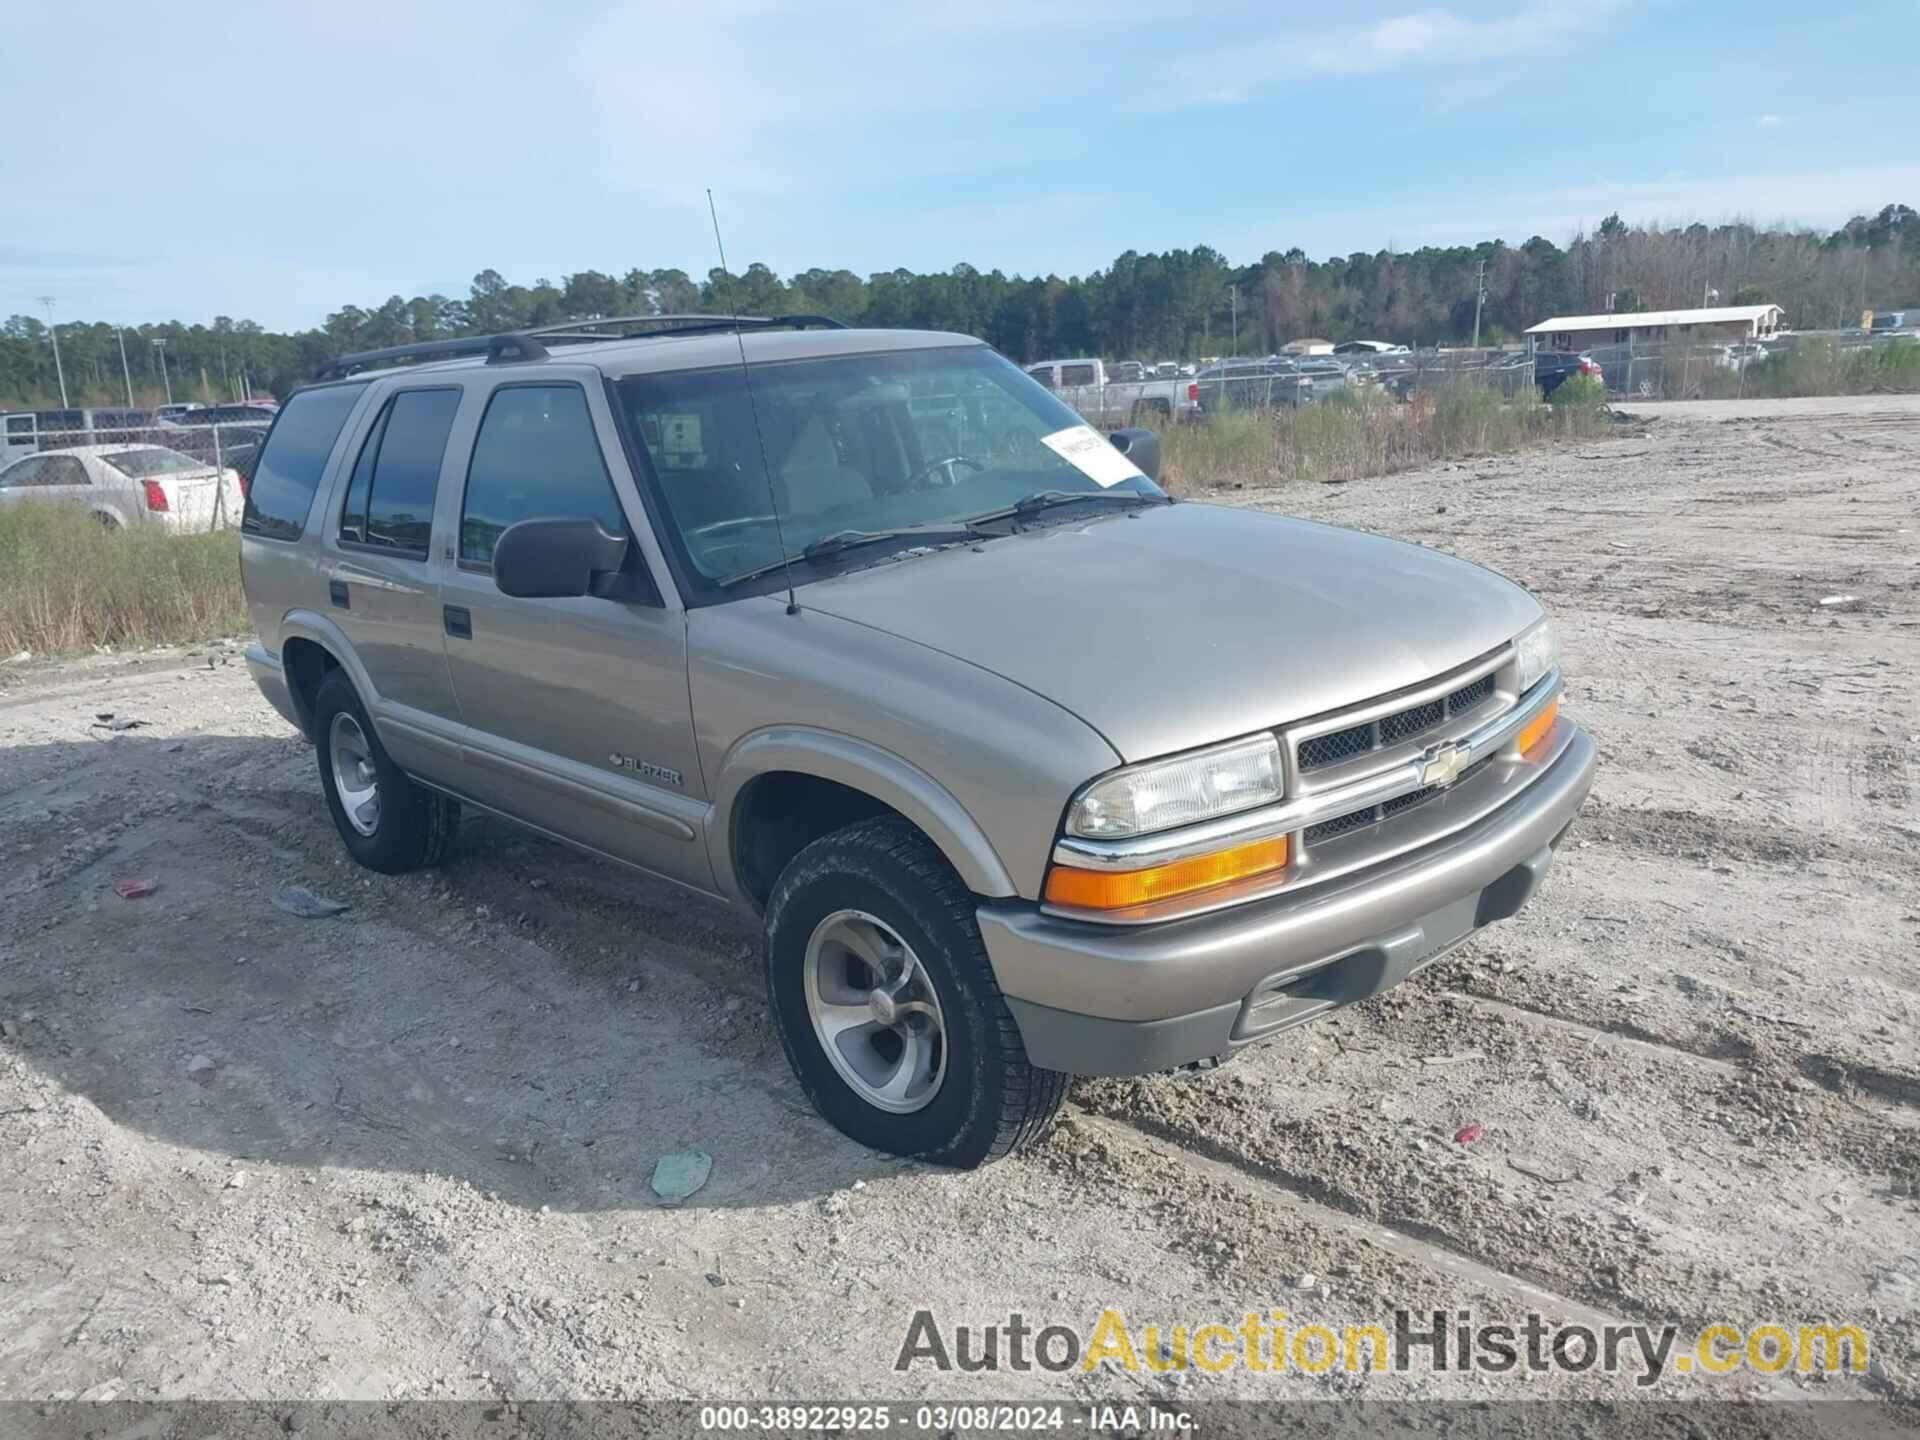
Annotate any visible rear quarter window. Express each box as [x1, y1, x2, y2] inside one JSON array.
[[242, 384, 368, 541]]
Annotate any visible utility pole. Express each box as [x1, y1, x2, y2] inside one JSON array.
[[115, 329, 135, 408], [39, 297, 69, 408], [152, 338, 174, 406], [1229, 283, 1239, 355], [1470, 260, 1488, 350]]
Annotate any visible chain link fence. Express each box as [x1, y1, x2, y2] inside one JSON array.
[[1052, 325, 1916, 425], [0, 408, 271, 532]]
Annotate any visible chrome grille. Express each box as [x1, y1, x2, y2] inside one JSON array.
[[1302, 755, 1494, 845], [1297, 672, 1501, 774]]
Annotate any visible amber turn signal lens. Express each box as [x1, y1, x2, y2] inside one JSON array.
[[1044, 834, 1291, 911], [1516, 697, 1560, 758]]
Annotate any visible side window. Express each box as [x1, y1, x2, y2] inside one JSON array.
[[338, 404, 390, 544], [48, 456, 88, 486], [1026, 367, 1055, 389], [339, 388, 460, 556], [1, 458, 45, 487], [5, 416, 34, 439], [1059, 363, 1098, 387], [460, 385, 624, 568], [243, 384, 368, 541]]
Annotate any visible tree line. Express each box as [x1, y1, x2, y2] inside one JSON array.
[[4, 204, 1914, 407]]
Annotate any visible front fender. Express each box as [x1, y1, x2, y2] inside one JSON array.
[[706, 726, 1018, 904]]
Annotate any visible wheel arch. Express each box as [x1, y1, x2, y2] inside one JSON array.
[[277, 612, 377, 741], [710, 728, 1019, 910]]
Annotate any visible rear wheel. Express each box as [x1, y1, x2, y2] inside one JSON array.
[[313, 667, 456, 874], [765, 816, 1067, 1167]]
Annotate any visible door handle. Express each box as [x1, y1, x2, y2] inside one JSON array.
[[328, 579, 350, 609], [444, 605, 472, 640]]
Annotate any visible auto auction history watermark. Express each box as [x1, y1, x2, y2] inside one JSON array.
[[894, 1306, 1871, 1387]]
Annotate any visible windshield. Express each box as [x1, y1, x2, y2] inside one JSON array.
[[101, 448, 207, 478], [615, 345, 1164, 584]]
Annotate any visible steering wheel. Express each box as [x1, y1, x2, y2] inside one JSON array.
[[906, 454, 987, 489]]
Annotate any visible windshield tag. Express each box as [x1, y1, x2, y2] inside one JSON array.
[[1039, 425, 1146, 489]]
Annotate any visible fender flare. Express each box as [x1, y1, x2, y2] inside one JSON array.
[[707, 726, 1018, 903], [275, 611, 382, 735]]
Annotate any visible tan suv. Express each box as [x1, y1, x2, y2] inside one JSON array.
[[240, 315, 1594, 1167]]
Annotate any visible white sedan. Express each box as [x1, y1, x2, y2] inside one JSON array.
[[0, 444, 245, 531]]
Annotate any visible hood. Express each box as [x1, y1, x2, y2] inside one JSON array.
[[797, 502, 1542, 762]]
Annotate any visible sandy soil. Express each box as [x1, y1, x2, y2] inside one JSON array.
[[1, 394, 1915, 1421]]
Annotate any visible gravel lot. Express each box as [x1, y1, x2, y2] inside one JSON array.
[[1, 394, 1916, 1420]]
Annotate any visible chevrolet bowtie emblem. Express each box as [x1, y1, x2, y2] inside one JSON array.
[[1419, 742, 1470, 788]]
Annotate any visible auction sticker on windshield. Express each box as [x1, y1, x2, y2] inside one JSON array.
[[1040, 425, 1147, 489]]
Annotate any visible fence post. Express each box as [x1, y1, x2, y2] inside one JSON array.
[[210, 423, 226, 534]]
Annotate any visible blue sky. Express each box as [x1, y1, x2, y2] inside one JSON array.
[[7, 0, 1916, 330]]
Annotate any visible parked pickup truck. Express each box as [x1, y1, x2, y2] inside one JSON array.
[[241, 316, 1594, 1167], [1024, 357, 1198, 427]]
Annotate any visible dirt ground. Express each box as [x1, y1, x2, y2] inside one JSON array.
[[1, 393, 1916, 1421]]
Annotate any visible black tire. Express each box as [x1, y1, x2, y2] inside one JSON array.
[[765, 816, 1067, 1167], [312, 667, 457, 874]]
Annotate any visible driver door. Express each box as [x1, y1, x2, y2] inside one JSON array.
[[437, 378, 710, 888]]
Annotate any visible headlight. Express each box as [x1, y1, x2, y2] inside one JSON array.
[[1065, 732, 1283, 840], [1515, 619, 1558, 694]]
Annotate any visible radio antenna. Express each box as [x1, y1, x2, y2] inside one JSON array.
[[707, 188, 799, 617]]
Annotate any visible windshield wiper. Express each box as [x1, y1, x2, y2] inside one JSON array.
[[801, 526, 970, 562], [965, 489, 1172, 527], [718, 524, 976, 588]]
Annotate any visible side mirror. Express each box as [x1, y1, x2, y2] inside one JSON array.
[[493, 517, 632, 599], [1109, 427, 1161, 483]]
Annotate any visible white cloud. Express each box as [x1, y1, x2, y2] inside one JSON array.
[[1168, 1, 1612, 100], [1302, 7, 1594, 75], [1757, 113, 1785, 128]]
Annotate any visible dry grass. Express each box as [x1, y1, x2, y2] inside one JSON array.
[[1700, 336, 1920, 400], [0, 505, 248, 657], [1160, 378, 1612, 492]]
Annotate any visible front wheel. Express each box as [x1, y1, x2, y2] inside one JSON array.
[[765, 816, 1067, 1167]]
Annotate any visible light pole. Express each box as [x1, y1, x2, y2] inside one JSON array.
[[115, 329, 135, 408], [39, 297, 69, 408], [151, 338, 174, 406], [1229, 283, 1239, 355]]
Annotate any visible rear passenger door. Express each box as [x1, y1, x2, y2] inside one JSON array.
[[33, 454, 92, 507], [324, 385, 464, 766], [437, 379, 709, 887]]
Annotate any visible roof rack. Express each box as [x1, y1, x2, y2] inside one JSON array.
[[526, 313, 849, 342], [311, 332, 551, 382], [311, 313, 848, 381]]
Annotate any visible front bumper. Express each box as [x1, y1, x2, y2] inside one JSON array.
[[979, 722, 1595, 1075]]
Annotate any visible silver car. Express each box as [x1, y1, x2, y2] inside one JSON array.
[[0, 443, 245, 530], [240, 316, 1594, 1167]]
